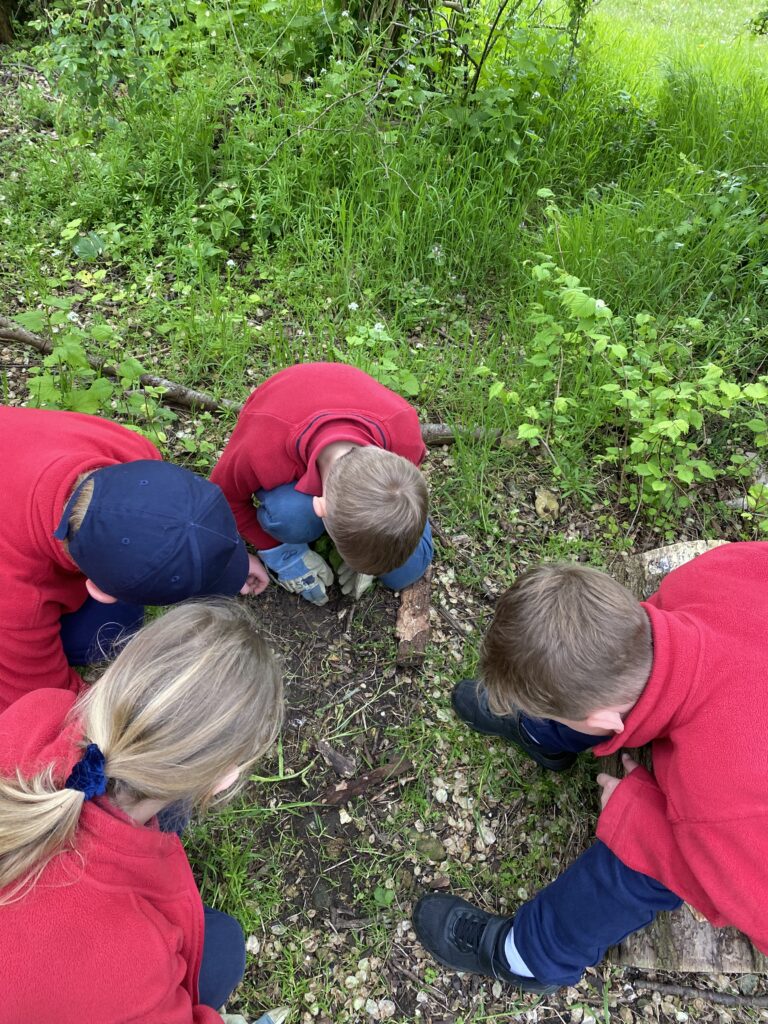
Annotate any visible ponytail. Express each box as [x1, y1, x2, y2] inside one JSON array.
[[0, 767, 84, 900], [0, 599, 283, 902]]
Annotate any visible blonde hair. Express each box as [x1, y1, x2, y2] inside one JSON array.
[[323, 447, 428, 575], [0, 600, 283, 901], [60, 472, 94, 556], [480, 563, 651, 720]]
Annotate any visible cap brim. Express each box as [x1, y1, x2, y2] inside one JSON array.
[[206, 537, 250, 597]]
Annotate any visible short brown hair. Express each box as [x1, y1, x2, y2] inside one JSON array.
[[59, 473, 95, 557], [323, 447, 428, 576], [480, 563, 651, 720]]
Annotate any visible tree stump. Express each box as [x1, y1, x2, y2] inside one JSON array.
[[606, 540, 766, 974]]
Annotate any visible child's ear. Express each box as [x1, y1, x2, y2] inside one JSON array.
[[213, 767, 240, 795], [85, 579, 119, 605], [313, 495, 327, 518], [584, 708, 625, 734]]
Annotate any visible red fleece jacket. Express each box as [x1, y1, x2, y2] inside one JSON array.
[[593, 542, 768, 953], [210, 363, 426, 550], [0, 689, 222, 1024], [0, 407, 159, 711]]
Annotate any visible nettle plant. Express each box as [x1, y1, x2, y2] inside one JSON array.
[[334, 322, 420, 397], [485, 258, 768, 522], [16, 298, 177, 445]]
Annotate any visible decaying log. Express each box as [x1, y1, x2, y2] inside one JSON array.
[[0, 317, 504, 447], [395, 567, 432, 667], [606, 541, 766, 975], [315, 756, 412, 806]]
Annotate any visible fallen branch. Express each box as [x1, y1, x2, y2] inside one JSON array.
[[631, 979, 768, 1009], [0, 317, 241, 413], [395, 568, 432, 667], [1, 316, 504, 446], [315, 756, 412, 806]]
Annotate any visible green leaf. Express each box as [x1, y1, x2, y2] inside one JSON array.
[[719, 380, 741, 401], [14, 310, 46, 332], [89, 324, 116, 343], [536, 187, 555, 199], [693, 460, 717, 481], [488, 381, 505, 401], [675, 464, 695, 484], [560, 288, 597, 319], [67, 378, 114, 414], [72, 232, 106, 260], [517, 422, 541, 440], [744, 382, 768, 401]]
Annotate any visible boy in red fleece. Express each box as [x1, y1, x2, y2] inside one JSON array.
[[0, 406, 266, 712], [413, 544, 768, 991], [211, 362, 432, 606]]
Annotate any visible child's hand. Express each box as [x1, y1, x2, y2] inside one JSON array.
[[240, 553, 270, 596], [597, 752, 639, 810]]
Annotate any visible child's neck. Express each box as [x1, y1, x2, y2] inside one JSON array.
[[112, 794, 169, 826], [316, 441, 359, 484]]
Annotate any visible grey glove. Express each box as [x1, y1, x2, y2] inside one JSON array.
[[258, 542, 333, 606], [338, 560, 375, 600]]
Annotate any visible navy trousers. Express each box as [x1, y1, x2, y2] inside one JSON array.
[[60, 596, 145, 665], [511, 715, 683, 987], [256, 482, 434, 589], [199, 906, 247, 1009]]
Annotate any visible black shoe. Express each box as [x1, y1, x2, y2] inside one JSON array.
[[412, 893, 557, 994], [451, 679, 577, 772]]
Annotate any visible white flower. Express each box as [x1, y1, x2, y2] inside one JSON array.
[[304, 75, 314, 84], [347, 301, 359, 311], [341, 8, 350, 15], [66, 311, 79, 323], [226, 259, 236, 267], [595, 299, 606, 310], [373, 322, 385, 332]]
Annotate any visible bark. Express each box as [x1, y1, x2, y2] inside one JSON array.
[[395, 567, 432, 667]]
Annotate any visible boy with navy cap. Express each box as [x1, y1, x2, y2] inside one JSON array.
[[0, 406, 265, 712]]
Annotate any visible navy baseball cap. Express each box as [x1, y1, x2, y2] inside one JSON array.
[[54, 460, 249, 605]]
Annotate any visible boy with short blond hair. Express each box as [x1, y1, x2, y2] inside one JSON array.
[[414, 546, 768, 991], [211, 362, 432, 605]]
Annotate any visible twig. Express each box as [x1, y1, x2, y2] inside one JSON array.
[[315, 738, 358, 778], [631, 979, 768, 1008], [435, 601, 471, 636], [315, 756, 413, 806]]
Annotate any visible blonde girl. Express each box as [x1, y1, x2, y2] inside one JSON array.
[[0, 599, 283, 1024]]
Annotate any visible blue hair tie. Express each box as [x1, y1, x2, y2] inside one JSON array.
[[65, 743, 108, 801]]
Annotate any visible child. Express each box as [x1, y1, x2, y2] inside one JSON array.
[[0, 406, 267, 712], [210, 362, 432, 606], [413, 546, 768, 992], [0, 598, 283, 1023]]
